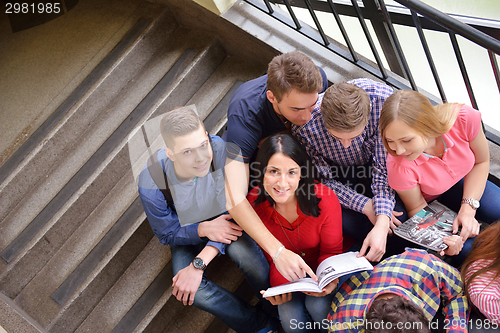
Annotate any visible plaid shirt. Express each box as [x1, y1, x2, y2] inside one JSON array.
[[327, 249, 469, 333], [292, 78, 394, 217]]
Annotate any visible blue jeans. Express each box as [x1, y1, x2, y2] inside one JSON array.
[[341, 194, 416, 258], [328, 163, 414, 258], [171, 232, 271, 333], [278, 274, 353, 333], [434, 179, 500, 267]]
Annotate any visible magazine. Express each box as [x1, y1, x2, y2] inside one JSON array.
[[262, 252, 373, 298], [394, 200, 458, 252]]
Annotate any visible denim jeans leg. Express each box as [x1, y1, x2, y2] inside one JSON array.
[[341, 208, 372, 241], [438, 179, 500, 224], [226, 232, 276, 316], [278, 292, 316, 333], [305, 293, 336, 333], [278, 292, 334, 333], [226, 232, 270, 295], [437, 179, 500, 267], [171, 244, 266, 333]]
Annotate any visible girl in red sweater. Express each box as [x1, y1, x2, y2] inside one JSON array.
[[248, 133, 344, 333]]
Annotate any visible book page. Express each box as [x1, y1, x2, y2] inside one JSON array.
[[262, 252, 373, 297], [262, 278, 322, 298], [316, 252, 373, 289]]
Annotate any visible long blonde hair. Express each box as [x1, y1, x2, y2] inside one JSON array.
[[380, 90, 461, 156]]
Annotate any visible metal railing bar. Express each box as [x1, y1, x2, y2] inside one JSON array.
[[378, 0, 417, 90], [349, 0, 389, 79], [395, 0, 500, 55], [243, 0, 415, 88], [282, 0, 302, 29], [273, 0, 500, 40], [449, 32, 478, 110], [263, 0, 274, 13], [489, 50, 500, 95], [326, 0, 358, 61], [304, 0, 330, 46], [410, 9, 447, 103]]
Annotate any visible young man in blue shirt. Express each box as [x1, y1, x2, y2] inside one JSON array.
[[138, 107, 276, 333], [224, 51, 329, 283]]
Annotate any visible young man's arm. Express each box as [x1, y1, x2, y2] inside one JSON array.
[[435, 259, 469, 333], [172, 245, 219, 306], [224, 157, 317, 282]]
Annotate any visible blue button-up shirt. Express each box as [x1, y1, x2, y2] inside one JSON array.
[[138, 136, 228, 254]]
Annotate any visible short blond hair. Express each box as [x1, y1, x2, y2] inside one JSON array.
[[380, 90, 460, 156], [160, 107, 205, 148], [267, 51, 323, 102], [321, 82, 371, 131]]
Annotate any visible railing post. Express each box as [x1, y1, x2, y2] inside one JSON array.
[[361, 0, 405, 77]]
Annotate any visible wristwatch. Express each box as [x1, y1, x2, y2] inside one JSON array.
[[461, 198, 480, 210], [192, 257, 207, 271]]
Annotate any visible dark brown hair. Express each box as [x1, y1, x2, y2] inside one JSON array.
[[366, 296, 430, 333], [266, 51, 323, 102], [321, 82, 371, 131], [252, 133, 321, 217]]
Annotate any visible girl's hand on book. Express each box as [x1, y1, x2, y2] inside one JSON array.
[[440, 235, 464, 256], [305, 278, 339, 297], [453, 209, 480, 240], [260, 290, 291, 305]]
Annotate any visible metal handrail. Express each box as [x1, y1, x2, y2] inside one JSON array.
[[395, 0, 500, 54], [243, 0, 500, 145]]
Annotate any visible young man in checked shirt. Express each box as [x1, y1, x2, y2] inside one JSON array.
[[292, 78, 409, 262], [327, 248, 469, 333]]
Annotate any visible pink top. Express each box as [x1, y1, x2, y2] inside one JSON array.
[[387, 105, 482, 201], [465, 259, 500, 323]]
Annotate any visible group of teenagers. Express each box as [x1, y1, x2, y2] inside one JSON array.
[[137, 51, 500, 333]]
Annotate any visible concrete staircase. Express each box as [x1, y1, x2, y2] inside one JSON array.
[[0, 1, 278, 332]]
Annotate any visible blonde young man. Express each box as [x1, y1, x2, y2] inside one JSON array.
[[224, 51, 329, 282], [292, 79, 409, 262], [138, 107, 276, 333]]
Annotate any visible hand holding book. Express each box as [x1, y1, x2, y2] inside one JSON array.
[[261, 252, 373, 298]]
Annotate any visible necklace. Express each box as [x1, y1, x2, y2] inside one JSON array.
[[423, 136, 447, 158], [276, 214, 305, 257]]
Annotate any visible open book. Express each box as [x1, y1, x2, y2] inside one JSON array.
[[394, 200, 457, 252], [262, 252, 373, 298]]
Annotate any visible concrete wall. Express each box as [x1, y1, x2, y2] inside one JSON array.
[[193, 0, 236, 14]]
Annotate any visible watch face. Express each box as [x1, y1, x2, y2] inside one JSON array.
[[193, 257, 205, 269], [472, 199, 480, 209]]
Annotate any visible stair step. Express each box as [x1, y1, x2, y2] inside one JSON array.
[[50, 197, 144, 306], [0, 6, 177, 226], [73, 237, 171, 333], [0, 26, 224, 297], [110, 260, 173, 333], [133, 254, 245, 333], [47, 217, 154, 333], [0, 1, 276, 332], [2, 36, 229, 329], [13, 165, 146, 328], [0, 47, 197, 264], [0, 18, 151, 186]]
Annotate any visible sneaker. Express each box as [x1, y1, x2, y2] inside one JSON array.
[[254, 316, 278, 333]]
